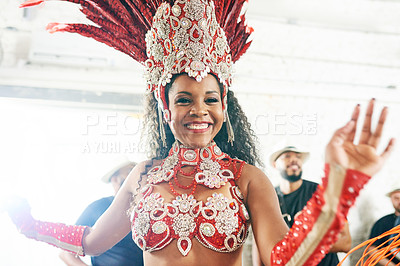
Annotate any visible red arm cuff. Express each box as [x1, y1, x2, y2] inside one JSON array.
[[271, 164, 370, 266], [11, 207, 87, 256], [25, 221, 87, 256]]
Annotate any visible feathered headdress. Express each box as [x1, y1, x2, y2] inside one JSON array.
[[20, 0, 254, 144]]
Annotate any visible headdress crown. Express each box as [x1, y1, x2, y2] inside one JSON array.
[[146, 0, 233, 92]]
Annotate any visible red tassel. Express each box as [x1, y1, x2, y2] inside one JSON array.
[[20, 0, 254, 69]]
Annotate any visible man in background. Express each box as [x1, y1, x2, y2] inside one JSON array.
[[368, 186, 400, 265], [59, 161, 143, 266], [253, 146, 351, 266]]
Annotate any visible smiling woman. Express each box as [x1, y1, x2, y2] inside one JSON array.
[[4, 0, 397, 266]]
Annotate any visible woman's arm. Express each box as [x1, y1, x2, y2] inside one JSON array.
[[246, 99, 395, 266], [238, 164, 289, 266], [71, 160, 149, 255], [5, 160, 149, 256]]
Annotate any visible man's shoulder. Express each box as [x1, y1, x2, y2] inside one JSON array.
[[302, 179, 319, 188], [87, 196, 114, 208], [374, 213, 395, 225], [302, 179, 318, 185]]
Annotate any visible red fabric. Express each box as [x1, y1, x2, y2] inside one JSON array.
[[8, 197, 87, 256], [271, 164, 371, 266], [30, 221, 87, 255]]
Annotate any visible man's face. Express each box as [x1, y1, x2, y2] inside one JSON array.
[[390, 191, 400, 214], [275, 151, 304, 182]]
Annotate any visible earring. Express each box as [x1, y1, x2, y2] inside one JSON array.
[[225, 111, 234, 145], [163, 109, 171, 123], [223, 95, 234, 145], [158, 107, 167, 147], [155, 89, 167, 147]]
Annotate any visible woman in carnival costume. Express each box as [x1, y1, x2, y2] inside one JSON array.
[[6, 0, 397, 265]]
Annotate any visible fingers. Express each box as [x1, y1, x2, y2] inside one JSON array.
[[368, 106, 388, 149], [359, 99, 374, 144], [329, 120, 355, 146], [347, 104, 360, 143], [380, 138, 396, 161]]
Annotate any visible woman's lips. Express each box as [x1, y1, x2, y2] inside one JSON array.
[[185, 122, 211, 132]]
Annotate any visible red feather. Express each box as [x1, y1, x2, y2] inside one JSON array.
[[20, 0, 253, 65]]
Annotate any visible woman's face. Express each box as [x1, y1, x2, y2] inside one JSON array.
[[167, 74, 224, 149]]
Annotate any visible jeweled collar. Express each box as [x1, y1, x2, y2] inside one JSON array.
[[147, 141, 234, 189], [172, 141, 226, 165]]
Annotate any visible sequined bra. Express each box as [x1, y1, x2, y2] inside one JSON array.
[[130, 141, 250, 256]]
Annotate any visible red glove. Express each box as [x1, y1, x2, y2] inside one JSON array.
[[6, 196, 87, 256]]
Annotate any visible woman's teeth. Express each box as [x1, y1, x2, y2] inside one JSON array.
[[187, 123, 209, 129]]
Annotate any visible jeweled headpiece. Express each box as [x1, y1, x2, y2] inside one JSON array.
[[21, 0, 253, 143], [145, 0, 236, 110]]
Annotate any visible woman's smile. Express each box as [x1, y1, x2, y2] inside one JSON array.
[[185, 121, 212, 131]]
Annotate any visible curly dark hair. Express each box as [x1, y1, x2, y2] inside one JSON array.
[[141, 74, 263, 167]]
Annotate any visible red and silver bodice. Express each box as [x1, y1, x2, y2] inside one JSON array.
[[130, 141, 250, 256]]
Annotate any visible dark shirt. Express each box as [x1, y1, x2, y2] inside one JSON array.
[[369, 213, 400, 264], [76, 196, 143, 266], [275, 180, 339, 266]]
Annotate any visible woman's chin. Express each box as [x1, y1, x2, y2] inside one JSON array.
[[179, 137, 213, 149]]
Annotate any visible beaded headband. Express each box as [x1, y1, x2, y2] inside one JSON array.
[[20, 0, 254, 144]]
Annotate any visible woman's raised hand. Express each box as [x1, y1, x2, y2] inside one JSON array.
[[325, 98, 395, 176], [2, 195, 34, 230]]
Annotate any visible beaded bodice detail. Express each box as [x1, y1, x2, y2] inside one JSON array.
[[130, 141, 250, 256], [147, 141, 235, 189]]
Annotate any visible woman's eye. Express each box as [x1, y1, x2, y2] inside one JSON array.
[[206, 97, 219, 103], [175, 98, 191, 104]]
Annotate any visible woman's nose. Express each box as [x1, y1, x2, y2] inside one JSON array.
[[190, 103, 208, 116]]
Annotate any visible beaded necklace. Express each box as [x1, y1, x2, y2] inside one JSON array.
[[147, 141, 235, 196]]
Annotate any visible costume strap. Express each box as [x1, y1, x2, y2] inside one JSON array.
[[271, 164, 370, 266]]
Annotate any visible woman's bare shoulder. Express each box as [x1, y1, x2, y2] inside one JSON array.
[[237, 163, 271, 200], [240, 163, 269, 181], [124, 159, 161, 192]]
